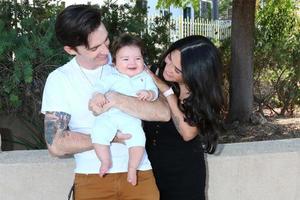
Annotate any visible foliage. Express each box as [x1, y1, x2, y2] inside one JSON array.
[[100, 0, 172, 64], [254, 0, 300, 115], [156, 0, 233, 19], [156, 0, 200, 12], [1, 116, 46, 150], [219, 0, 232, 19], [0, 0, 68, 149]]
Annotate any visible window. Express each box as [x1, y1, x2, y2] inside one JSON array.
[[136, 0, 147, 10], [183, 7, 191, 19]]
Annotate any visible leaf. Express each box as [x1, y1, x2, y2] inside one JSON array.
[[9, 94, 21, 107], [24, 63, 33, 83]]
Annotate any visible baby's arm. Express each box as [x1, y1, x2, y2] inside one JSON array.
[[136, 90, 156, 101]]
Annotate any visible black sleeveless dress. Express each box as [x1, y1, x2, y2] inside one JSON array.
[[144, 120, 206, 200]]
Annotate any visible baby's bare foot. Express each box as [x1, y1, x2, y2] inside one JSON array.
[[127, 167, 137, 186], [99, 160, 112, 177]]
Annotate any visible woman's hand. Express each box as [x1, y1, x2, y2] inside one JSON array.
[[145, 67, 170, 93]]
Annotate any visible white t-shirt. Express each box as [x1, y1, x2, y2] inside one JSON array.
[[41, 57, 152, 174]]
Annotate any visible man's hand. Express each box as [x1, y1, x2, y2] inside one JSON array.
[[94, 93, 109, 107], [112, 131, 132, 144], [89, 93, 110, 116], [104, 91, 120, 105]]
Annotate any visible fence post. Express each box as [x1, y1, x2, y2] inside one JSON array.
[[217, 20, 220, 40]]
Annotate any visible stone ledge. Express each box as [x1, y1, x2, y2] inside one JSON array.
[[0, 138, 299, 200], [212, 137, 300, 157], [0, 149, 74, 164]]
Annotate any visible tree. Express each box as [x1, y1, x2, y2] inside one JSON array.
[[228, 0, 256, 123], [157, 0, 200, 12]]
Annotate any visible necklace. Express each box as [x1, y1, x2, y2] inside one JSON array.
[[78, 64, 103, 87]]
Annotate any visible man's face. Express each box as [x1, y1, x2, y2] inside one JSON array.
[[115, 45, 144, 77], [74, 23, 110, 69]]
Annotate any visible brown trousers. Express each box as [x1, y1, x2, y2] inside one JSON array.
[[74, 170, 159, 200]]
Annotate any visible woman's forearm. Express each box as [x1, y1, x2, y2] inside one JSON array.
[[165, 95, 198, 141]]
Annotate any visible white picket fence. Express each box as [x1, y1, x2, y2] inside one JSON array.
[[147, 15, 231, 42]]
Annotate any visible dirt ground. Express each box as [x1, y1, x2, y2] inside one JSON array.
[[219, 109, 300, 144]]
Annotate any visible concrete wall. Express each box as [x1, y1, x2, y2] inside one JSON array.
[[206, 138, 300, 200], [1, 138, 299, 200], [0, 150, 74, 200]]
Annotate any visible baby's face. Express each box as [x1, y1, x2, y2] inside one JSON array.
[[115, 45, 144, 77]]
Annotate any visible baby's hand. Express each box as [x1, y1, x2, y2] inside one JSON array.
[[94, 93, 109, 107], [136, 90, 155, 101]]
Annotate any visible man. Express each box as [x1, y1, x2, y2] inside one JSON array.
[[41, 4, 170, 200]]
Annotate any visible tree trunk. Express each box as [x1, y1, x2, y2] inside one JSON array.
[[228, 0, 256, 123]]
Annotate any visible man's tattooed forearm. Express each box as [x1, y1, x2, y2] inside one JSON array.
[[45, 120, 57, 145], [53, 112, 71, 130], [44, 112, 71, 145]]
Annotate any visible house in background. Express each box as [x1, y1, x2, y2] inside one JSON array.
[[62, 0, 221, 20]]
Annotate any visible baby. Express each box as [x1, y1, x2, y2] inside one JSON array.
[[91, 33, 158, 186]]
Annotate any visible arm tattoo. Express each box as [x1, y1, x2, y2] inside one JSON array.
[[172, 114, 182, 133], [44, 111, 71, 145]]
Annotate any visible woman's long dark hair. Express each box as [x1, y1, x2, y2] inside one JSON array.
[[159, 35, 224, 154]]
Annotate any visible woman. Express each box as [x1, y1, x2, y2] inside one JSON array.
[[144, 35, 224, 200]]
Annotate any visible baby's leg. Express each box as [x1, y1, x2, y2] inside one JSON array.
[[119, 115, 146, 186], [128, 146, 144, 186], [92, 114, 117, 177], [94, 144, 112, 177]]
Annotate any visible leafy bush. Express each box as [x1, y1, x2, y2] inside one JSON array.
[[254, 0, 300, 115], [0, 1, 68, 149]]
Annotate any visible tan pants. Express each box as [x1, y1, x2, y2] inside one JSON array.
[[74, 170, 159, 200]]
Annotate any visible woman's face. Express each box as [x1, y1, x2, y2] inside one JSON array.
[[163, 50, 183, 83]]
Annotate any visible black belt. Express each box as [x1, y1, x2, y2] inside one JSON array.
[[68, 183, 75, 200]]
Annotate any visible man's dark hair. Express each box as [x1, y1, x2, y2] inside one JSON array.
[[55, 4, 102, 49]]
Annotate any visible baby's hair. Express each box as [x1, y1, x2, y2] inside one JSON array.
[[111, 33, 144, 63]]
